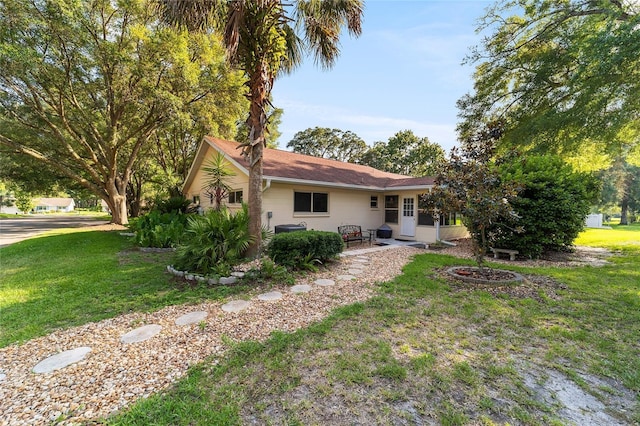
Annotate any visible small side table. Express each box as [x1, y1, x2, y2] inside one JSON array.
[[367, 229, 377, 245]]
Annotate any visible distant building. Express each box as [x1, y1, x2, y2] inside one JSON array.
[[33, 198, 75, 213]]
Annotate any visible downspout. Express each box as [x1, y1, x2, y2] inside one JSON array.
[[262, 179, 272, 229]]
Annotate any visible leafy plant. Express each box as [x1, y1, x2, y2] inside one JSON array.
[[489, 155, 599, 258], [155, 195, 197, 215], [129, 210, 189, 248], [173, 205, 254, 275], [202, 152, 235, 210], [266, 231, 343, 269], [421, 126, 521, 266]]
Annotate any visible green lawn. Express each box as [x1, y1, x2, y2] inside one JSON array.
[[2, 224, 638, 424], [0, 228, 248, 347], [108, 225, 640, 425]]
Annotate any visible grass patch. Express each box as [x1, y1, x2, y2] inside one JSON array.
[[0, 229, 246, 347], [575, 222, 640, 249], [3, 225, 638, 424]]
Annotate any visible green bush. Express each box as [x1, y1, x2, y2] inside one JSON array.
[[129, 210, 190, 248], [266, 231, 344, 269], [490, 155, 599, 258], [155, 195, 198, 215], [173, 205, 254, 275]]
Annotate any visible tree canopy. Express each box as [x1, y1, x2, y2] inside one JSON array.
[[360, 130, 445, 177], [0, 0, 244, 224], [458, 0, 640, 159], [287, 127, 368, 162]]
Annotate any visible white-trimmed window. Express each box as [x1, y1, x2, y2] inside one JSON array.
[[384, 195, 399, 223], [370, 195, 379, 209], [294, 191, 328, 213], [228, 190, 243, 204]]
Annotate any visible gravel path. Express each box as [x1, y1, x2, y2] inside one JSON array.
[[0, 246, 420, 425]]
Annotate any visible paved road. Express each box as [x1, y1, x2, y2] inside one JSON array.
[[0, 215, 111, 248]]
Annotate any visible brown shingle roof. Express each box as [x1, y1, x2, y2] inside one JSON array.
[[205, 136, 433, 189]]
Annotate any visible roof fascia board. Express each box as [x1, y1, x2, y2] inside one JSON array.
[[381, 185, 433, 192], [182, 140, 209, 192], [265, 176, 431, 192]]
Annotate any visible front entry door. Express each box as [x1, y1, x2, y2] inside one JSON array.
[[401, 197, 416, 237]]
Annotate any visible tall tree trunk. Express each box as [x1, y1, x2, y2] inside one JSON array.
[[620, 197, 629, 225], [106, 176, 129, 225], [247, 142, 263, 257], [244, 65, 271, 258]]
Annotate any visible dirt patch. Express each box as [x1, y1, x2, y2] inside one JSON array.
[[446, 266, 524, 284], [439, 269, 567, 301], [521, 365, 636, 425]]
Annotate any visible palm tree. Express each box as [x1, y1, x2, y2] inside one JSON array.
[[159, 0, 363, 256]]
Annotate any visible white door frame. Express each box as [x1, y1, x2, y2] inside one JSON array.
[[401, 196, 416, 237]]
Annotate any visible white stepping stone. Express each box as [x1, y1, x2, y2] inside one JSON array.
[[33, 347, 91, 374], [314, 278, 335, 287], [290, 284, 312, 294], [352, 258, 369, 263], [175, 311, 208, 326], [348, 268, 364, 275], [337, 274, 356, 281], [120, 324, 162, 344], [356, 256, 369, 261], [221, 300, 251, 313], [0, 372, 5, 381], [258, 291, 283, 301]]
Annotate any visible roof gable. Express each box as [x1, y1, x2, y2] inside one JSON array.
[[201, 137, 433, 190], [35, 198, 74, 207]]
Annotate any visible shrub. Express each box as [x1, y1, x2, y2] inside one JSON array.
[[155, 195, 197, 214], [267, 231, 344, 269], [129, 210, 190, 248], [173, 205, 254, 275], [490, 155, 599, 258]]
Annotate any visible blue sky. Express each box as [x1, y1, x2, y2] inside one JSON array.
[[271, 0, 492, 152]]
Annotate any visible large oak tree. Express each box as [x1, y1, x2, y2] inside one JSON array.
[[458, 0, 640, 159], [287, 127, 368, 163], [0, 0, 243, 224]]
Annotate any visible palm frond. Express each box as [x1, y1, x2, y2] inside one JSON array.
[[157, 0, 224, 31], [296, 0, 363, 69]]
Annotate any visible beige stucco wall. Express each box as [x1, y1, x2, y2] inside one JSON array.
[[262, 182, 384, 234]]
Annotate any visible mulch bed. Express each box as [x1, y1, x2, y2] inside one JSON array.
[[437, 267, 568, 302]]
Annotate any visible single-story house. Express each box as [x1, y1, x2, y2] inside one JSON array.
[[33, 197, 75, 213], [183, 137, 468, 244]]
